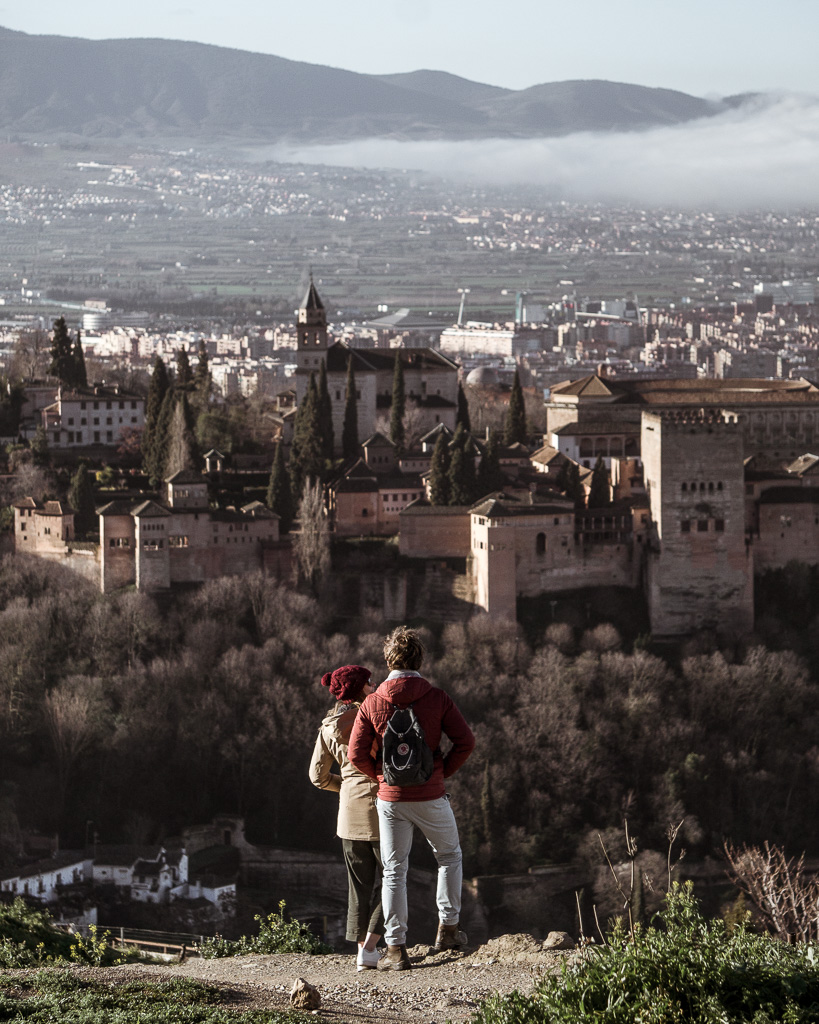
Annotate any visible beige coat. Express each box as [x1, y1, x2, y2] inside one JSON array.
[[309, 702, 379, 841]]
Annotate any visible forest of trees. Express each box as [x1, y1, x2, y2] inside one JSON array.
[[1, 552, 817, 879]]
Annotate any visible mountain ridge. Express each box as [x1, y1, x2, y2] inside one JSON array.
[[0, 26, 741, 144]]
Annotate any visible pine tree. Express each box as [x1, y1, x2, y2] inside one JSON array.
[[588, 455, 611, 509], [142, 357, 170, 477], [72, 330, 87, 388], [504, 369, 527, 446], [477, 430, 505, 497], [448, 424, 477, 506], [193, 339, 211, 406], [317, 359, 334, 460], [290, 374, 324, 499], [342, 356, 359, 460], [429, 433, 451, 506], [456, 381, 471, 433], [69, 462, 96, 537], [176, 347, 193, 389], [165, 394, 199, 478], [389, 350, 406, 451], [266, 442, 294, 534], [48, 317, 75, 385]]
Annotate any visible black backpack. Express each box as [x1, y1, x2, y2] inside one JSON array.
[[381, 701, 435, 787]]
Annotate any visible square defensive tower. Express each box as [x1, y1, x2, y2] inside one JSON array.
[[641, 409, 753, 637]]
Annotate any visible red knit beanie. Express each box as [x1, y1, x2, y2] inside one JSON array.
[[321, 664, 371, 703]]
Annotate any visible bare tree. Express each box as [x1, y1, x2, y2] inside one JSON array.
[[724, 840, 819, 942], [293, 478, 330, 595], [43, 678, 103, 821], [10, 328, 51, 381], [401, 399, 426, 452], [373, 399, 426, 452], [1, 461, 52, 505]]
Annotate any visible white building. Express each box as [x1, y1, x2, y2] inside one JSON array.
[[40, 384, 145, 447]]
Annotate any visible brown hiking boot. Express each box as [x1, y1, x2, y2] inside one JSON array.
[[377, 944, 412, 971], [432, 922, 468, 952]]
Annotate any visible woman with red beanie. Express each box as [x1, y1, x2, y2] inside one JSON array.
[[309, 664, 383, 971]]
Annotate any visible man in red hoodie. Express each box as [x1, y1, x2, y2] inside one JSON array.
[[348, 626, 475, 971]]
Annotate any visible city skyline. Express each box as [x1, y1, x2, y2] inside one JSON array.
[[1, 0, 817, 97]]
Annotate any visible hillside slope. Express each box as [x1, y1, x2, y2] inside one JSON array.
[[0, 26, 727, 143]]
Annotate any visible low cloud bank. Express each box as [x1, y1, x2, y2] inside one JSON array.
[[260, 95, 819, 208]]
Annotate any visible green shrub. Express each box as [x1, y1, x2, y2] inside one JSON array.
[[471, 883, 819, 1024], [0, 898, 77, 967], [0, 970, 316, 1022], [200, 900, 332, 958], [0, 897, 133, 968]]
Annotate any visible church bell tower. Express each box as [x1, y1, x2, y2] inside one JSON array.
[[297, 276, 327, 365]]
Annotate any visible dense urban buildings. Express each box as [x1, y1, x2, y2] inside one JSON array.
[[7, 276, 819, 639]]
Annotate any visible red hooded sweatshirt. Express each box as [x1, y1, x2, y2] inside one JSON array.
[[347, 673, 475, 802]]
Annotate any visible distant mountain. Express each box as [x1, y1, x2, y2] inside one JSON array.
[[376, 70, 512, 108], [0, 26, 733, 144]]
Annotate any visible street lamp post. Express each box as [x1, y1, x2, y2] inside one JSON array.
[[457, 288, 470, 327]]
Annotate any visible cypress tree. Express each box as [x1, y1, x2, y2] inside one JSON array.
[[389, 350, 406, 451], [477, 430, 505, 497], [142, 357, 170, 476], [342, 356, 359, 461], [504, 369, 527, 446], [317, 359, 334, 460], [147, 388, 175, 486], [48, 317, 74, 384], [193, 339, 211, 405], [448, 424, 477, 506], [429, 433, 451, 506], [165, 394, 199, 478], [566, 462, 586, 512], [266, 441, 294, 534], [69, 462, 96, 537], [290, 374, 324, 499], [176, 347, 193, 389], [588, 455, 612, 509], [456, 381, 471, 433], [72, 330, 87, 388]]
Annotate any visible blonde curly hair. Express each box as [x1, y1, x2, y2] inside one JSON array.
[[383, 626, 425, 671]]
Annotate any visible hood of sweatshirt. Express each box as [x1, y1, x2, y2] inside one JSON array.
[[321, 702, 360, 743], [373, 674, 432, 708]]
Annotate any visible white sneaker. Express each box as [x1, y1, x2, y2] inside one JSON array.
[[357, 946, 381, 971]]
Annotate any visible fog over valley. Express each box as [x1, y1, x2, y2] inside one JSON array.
[[263, 94, 819, 209]]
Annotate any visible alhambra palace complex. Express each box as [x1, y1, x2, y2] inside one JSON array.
[[14, 284, 819, 638]]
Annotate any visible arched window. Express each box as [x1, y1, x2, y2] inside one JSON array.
[[535, 533, 546, 556], [708, 482, 714, 492], [681, 482, 687, 492], [579, 438, 593, 457]]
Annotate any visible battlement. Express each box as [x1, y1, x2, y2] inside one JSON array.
[[646, 408, 741, 432]]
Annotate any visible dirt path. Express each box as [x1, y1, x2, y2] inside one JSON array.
[[104, 935, 574, 1022]]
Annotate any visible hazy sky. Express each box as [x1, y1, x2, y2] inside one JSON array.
[[1, 0, 817, 96]]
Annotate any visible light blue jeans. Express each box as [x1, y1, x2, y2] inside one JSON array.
[[376, 795, 463, 947]]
